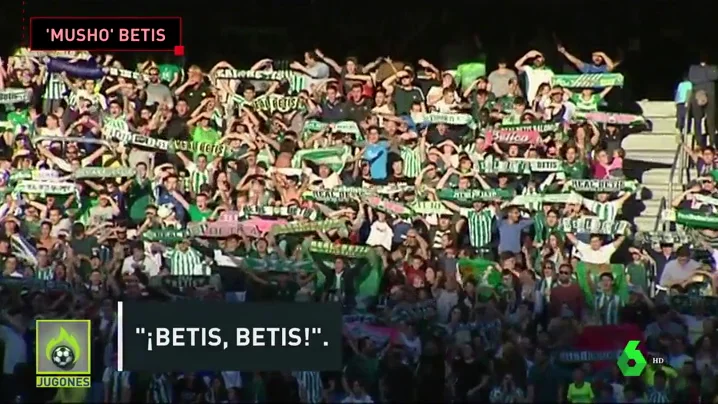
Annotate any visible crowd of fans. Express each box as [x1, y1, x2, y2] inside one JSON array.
[[0, 46, 715, 403]]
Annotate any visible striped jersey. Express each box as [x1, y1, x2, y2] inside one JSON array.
[[646, 387, 670, 403], [34, 266, 54, 280], [293, 371, 323, 403], [399, 146, 423, 178], [148, 373, 173, 403], [186, 162, 214, 194], [582, 199, 620, 221], [43, 73, 67, 100], [103, 114, 130, 134], [594, 292, 621, 325], [521, 186, 542, 211], [165, 247, 207, 276], [102, 367, 132, 403], [460, 207, 495, 248]]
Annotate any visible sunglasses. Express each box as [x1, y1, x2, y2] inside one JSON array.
[[559, 271, 570, 275]]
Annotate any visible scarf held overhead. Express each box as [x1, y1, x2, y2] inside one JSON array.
[[564, 179, 639, 193], [560, 217, 630, 235], [551, 73, 624, 88], [476, 156, 563, 174], [0, 88, 30, 104]]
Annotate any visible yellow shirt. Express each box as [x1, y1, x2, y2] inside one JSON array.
[[643, 365, 678, 386], [54, 388, 89, 403], [567, 382, 594, 403]]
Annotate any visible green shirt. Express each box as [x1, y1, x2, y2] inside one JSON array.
[[626, 262, 649, 291], [192, 126, 220, 159], [455, 62, 486, 92], [8, 110, 30, 132], [188, 204, 212, 222], [563, 161, 587, 180], [570, 94, 602, 113], [158, 64, 182, 84]]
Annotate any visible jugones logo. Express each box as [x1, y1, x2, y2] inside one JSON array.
[[36, 320, 92, 388], [46, 327, 82, 370]]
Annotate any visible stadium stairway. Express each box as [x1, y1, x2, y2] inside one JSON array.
[[622, 101, 682, 232]]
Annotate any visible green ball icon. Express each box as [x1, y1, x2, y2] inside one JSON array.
[[617, 340, 647, 377]]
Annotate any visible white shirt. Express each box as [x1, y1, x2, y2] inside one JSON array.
[[121, 255, 160, 276], [50, 218, 73, 238], [366, 221, 393, 251], [659, 258, 702, 286], [221, 371, 243, 389], [522, 66, 554, 104], [0, 325, 28, 374], [574, 241, 616, 265]]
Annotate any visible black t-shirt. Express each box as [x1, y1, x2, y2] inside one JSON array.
[[453, 358, 488, 399], [393, 87, 425, 115], [344, 98, 374, 123], [174, 378, 206, 404], [383, 363, 415, 402]]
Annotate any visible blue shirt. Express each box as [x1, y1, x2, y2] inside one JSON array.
[[675, 81, 693, 104], [156, 186, 186, 222], [497, 218, 533, 254], [363, 141, 389, 180], [580, 64, 609, 74]]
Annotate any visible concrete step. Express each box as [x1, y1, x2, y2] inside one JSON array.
[[638, 100, 675, 118], [641, 168, 674, 184], [635, 215, 661, 231], [641, 183, 683, 197], [641, 198, 665, 217], [648, 117, 678, 134], [625, 151, 677, 165], [623, 133, 678, 152]]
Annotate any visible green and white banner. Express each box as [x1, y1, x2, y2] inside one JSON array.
[[73, 167, 136, 179], [635, 231, 694, 246], [437, 188, 515, 203], [270, 219, 346, 236], [424, 112, 476, 128], [303, 120, 363, 140], [292, 146, 350, 172], [105, 130, 235, 159], [232, 94, 304, 113], [551, 73, 624, 88], [667, 209, 718, 230], [13, 181, 77, 195], [0, 88, 31, 104], [563, 179, 639, 193], [215, 68, 307, 93], [476, 156, 563, 174], [560, 217, 631, 235]]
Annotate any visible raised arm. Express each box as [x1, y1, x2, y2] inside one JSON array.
[[557, 46, 585, 71], [514, 50, 541, 73]]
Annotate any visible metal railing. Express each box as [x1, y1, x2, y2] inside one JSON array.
[[659, 97, 693, 232]]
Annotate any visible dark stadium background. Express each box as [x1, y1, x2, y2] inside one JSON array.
[[0, 0, 710, 103]]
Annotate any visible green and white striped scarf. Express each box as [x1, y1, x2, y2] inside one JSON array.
[[476, 155, 563, 174], [302, 120, 363, 141], [563, 179, 639, 193], [551, 73, 624, 88], [292, 146, 350, 172], [437, 188, 515, 204], [270, 219, 346, 236], [666, 209, 718, 230], [560, 217, 630, 235], [232, 94, 304, 113], [635, 231, 693, 247], [215, 68, 307, 94], [73, 167, 136, 179], [424, 112, 477, 129]]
